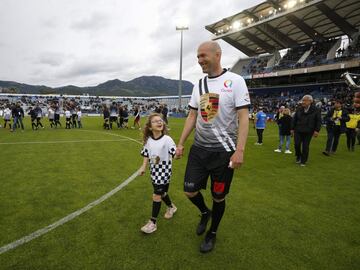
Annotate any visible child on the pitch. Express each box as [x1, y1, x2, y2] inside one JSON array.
[[3, 105, 12, 129], [28, 107, 37, 130], [139, 113, 177, 234], [76, 107, 82, 128], [48, 106, 55, 128], [65, 107, 71, 129]]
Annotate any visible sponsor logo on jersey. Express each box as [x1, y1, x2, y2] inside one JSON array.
[[224, 80, 233, 88], [200, 93, 219, 123]]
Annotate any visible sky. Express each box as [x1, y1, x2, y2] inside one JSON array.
[[0, 0, 264, 87]]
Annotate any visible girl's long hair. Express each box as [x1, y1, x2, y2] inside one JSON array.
[[143, 113, 168, 145]]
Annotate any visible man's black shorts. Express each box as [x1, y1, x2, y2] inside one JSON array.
[[152, 183, 169, 195], [184, 145, 234, 199]]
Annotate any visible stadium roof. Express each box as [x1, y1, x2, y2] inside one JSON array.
[[205, 0, 360, 56]]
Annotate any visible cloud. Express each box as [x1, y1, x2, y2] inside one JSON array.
[[0, 0, 263, 88], [38, 52, 66, 67], [70, 12, 109, 31]]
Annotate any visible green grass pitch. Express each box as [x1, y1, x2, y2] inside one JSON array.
[[0, 116, 359, 269]]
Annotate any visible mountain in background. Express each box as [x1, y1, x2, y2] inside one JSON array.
[[0, 76, 194, 96]]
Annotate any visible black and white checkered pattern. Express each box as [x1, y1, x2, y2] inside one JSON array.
[[150, 160, 172, 185], [169, 147, 176, 157], [140, 135, 176, 185], [141, 148, 149, 157]]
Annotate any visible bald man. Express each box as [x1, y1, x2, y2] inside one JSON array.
[[175, 41, 250, 253], [291, 95, 321, 166]]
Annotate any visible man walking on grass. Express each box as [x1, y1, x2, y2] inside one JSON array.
[[176, 41, 250, 253]]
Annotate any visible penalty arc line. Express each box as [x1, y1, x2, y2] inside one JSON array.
[[0, 169, 140, 255], [0, 139, 130, 145], [0, 131, 143, 255]]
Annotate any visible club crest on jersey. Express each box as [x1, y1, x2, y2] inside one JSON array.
[[200, 93, 219, 123]]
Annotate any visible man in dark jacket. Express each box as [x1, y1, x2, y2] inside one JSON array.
[[11, 102, 25, 132], [28, 107, 37, 130], [291, 95, 321, 166], [322, 100, 350, 156]]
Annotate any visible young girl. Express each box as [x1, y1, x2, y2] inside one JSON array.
[[76, 107, 82, 128], [274, 108, 292, 153], [65, 107, 71, 129], [139, 113, 177, 234], [3, 105, 12, 129]]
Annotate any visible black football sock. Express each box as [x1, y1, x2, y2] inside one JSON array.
[[189, 192, 209, 214], [210, 200, 225, 233], [161, 194, 172, 207], [151, 201, 161, 223]]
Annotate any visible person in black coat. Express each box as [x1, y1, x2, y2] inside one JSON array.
[[322, 100, 350, 156], [103, 106, 110, 130], [11, 102, 25, 131], [274, 108, 292, 153], [28, 107, 37, 130], [291, 95, 321, 166]]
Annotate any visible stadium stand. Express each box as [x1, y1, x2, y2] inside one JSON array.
[[205, 0, 360, 115]]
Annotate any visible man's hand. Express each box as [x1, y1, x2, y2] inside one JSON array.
[[229, 150, 244, 169], [291, 130, 294, 137], [138, 165, 146, 176], [175, 145, 184, 159], [313, 131, 319, 138]]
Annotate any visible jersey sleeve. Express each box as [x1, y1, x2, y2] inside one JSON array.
[[234, 76, 251, 109], [167, 136, 176, 157], [140, 143, 149, 157], [188, 84, 199, 110]]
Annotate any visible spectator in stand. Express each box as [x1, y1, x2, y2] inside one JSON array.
[[291, 95, 321, 166], [323, 100, 349, 156], [254, 107, 267, 145], [274, 108, 292, 154]]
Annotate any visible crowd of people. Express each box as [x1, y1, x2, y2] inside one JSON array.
[[253, 95, 360, 166], [0, 101, 83, 131], [0, 99, 173, 132]]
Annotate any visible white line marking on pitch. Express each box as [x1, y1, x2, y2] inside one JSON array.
[[0, 130, 143, 255], [0, 139, 130, 145], [76, 129, 143, 144], [0, 169, 140, 255]]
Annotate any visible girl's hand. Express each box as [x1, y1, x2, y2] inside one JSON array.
[[175, 145, 184, 159]]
